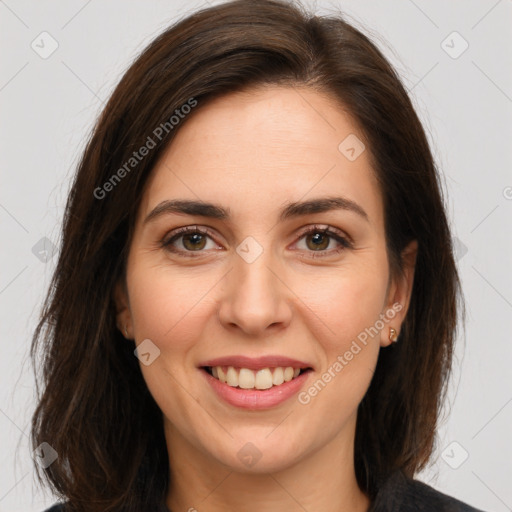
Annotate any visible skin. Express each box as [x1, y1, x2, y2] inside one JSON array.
[[115, 85, 417, 512]]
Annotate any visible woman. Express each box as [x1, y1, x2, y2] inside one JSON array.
[[32, 0, 485, 510]]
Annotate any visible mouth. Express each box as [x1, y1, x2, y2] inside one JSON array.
[[200, 365, 313, 390]]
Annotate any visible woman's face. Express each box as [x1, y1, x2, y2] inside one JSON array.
[[116, 85, 416, 474]]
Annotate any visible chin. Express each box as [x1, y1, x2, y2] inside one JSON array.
[[207, 433, 307, 474]]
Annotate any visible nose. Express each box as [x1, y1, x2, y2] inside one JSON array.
[[217, 249, 293, 337]]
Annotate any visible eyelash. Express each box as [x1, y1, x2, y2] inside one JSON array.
[[161, 224, 353, 259]]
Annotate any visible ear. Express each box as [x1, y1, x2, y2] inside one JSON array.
[[380, 239, 418, 347], [113, 279, 133, 339]]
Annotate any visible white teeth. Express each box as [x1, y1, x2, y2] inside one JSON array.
[[226, 366, 238, 387], [238, 368, 255, 389], [208, 365, 306, 389], [284, 367, 294, 381], [272, 367, 284, 386], [255, 368, 273, 389]]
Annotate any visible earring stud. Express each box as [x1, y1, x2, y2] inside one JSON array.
[[124, 324, 128, 338], [389, 327, 398, 343]]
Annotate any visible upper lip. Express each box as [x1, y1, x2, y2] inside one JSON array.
[[198, 355, 313, 371]]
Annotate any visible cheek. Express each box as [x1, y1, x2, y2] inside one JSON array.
[[294, 271, 386, 417], [296, 263, 388, 351], [126, 259, 217, 349]]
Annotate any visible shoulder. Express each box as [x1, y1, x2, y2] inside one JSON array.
[[371, 470, 487, 512], [42, 504, 66, 512], [40, 501, 171, 512]]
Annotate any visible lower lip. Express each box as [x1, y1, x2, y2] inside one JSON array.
[[200, 368, 312, 410]]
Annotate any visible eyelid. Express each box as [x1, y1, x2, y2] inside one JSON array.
[[294, 224, 353, 246], [161, 225, 221, 249], [290, 224, 353, 259], [161, 223, 353, 257]]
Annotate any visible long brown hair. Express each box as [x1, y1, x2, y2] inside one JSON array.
[[30, 0, 462, 510]]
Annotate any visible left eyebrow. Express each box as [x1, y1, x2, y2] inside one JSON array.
[[143, 196, 369, 225], [279, 196, 369, 223]]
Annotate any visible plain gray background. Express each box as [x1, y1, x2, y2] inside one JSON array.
[[1, 1, 511, 511]]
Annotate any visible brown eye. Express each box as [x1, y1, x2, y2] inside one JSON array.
[[181, 232, 207, 251], [294, 225, 353, 259], [161, 226, 220, 257], [305, 231, 330, 251]]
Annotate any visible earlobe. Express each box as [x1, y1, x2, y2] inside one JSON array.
[[381, 239, 418, 347], [113, 280, 132, 339]]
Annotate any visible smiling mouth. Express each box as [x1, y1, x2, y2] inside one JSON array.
[[201, 365, 313, 390]]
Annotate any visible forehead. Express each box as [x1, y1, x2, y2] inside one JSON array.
[[140, 85, 382, 227]]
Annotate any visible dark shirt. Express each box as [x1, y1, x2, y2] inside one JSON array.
[[368, 469, 485, 511], [42, 469, 486, 511]]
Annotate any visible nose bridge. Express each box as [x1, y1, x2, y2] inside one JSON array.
[[237, 250, 277, 303], [218, 238, 291, 334]]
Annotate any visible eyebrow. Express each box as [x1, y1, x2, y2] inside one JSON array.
[[143, 196, 369, 225]]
